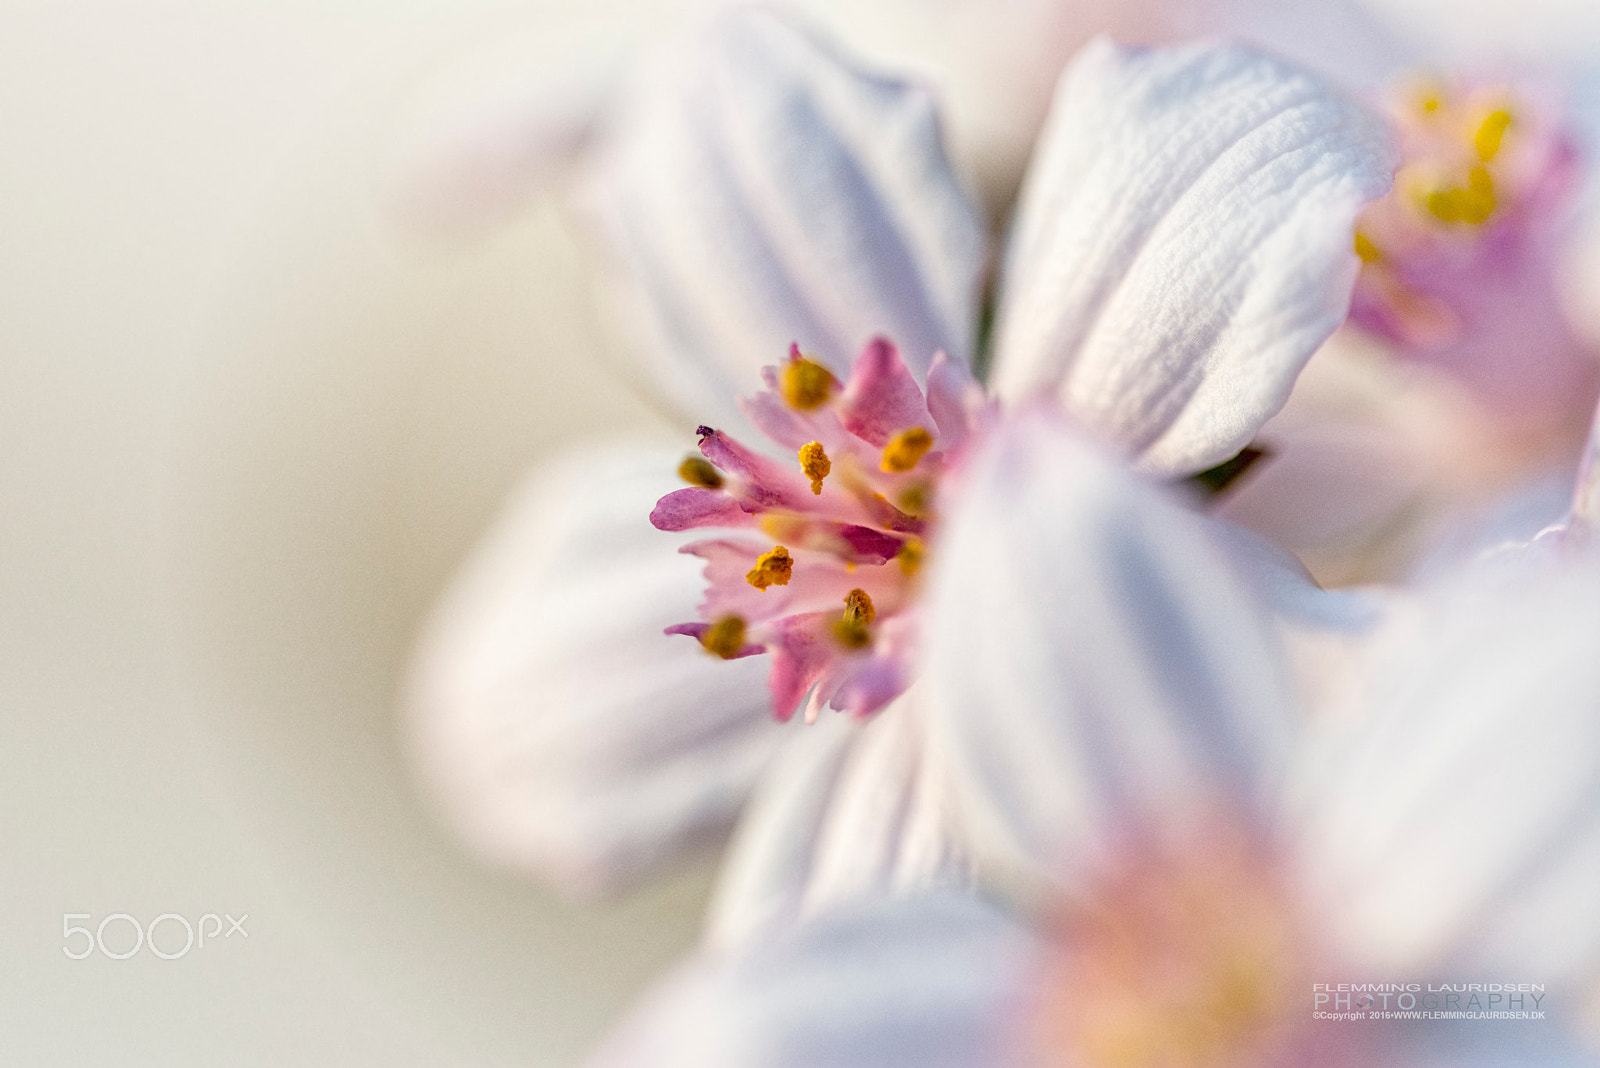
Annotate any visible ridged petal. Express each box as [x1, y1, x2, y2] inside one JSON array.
[[991, 39, 1394, 475]]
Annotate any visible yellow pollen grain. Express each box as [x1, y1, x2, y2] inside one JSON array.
[[781, 357, 835, 410], [1423, 166, 1496, 226], [1352, 229, 1383, 264], [1474, 107, 1513, 162], [832, 588, 875, 649], [700, 616, 747, 659], [798, 440, 831, 495], [678, 455, 723, 489], [896, 539, 924, 577], [745, 545, 793, 590], [880, 426, 934, 473]]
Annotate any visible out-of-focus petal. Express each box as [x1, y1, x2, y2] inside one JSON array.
[[990, 39, 1395, 476], [1210, 339, 1458, 586], [1293, 555, 1600, 985], [404, 444, 783, 896], [584, 8, 986, 432], [703, 694, 971, 949], [701, 712, 859, 949], [589, 890, 1040, 1068], [923, 411, 1297, 902], [1199, 513, 1385, 634], [1197, 512, 1394, 726]]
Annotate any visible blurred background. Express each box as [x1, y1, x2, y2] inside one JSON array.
[[1, 3, 700, 1065], [5, 1, 1600, 1065]]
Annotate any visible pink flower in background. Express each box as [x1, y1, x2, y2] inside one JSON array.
[[1349, 74, 1597, 428], [404, 10, 1393, 901]]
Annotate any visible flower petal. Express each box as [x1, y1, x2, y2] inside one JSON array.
[[701, 713, 860, 949], [923, 411, 1297, 900], [404, 443, 783, 895], [990, 38, 1395, 475], [590, 890, 1039, 1068], [584, 8, 986, 431], [1292, 555, 1600, 984], [837, 337, 931, 447], [704, 694, 972, 948]]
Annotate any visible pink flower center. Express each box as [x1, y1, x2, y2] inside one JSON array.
[[651, 337, 987, 722], [1350, 76, 1577, 352], [1027, 821, 1349, 1068]]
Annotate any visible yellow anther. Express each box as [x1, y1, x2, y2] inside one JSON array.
[[1423, 166, 1496, 225], [1353, 229, 1383, 264], [832, 588, 876, 649], [842, 587, 875, 625], [700, 616, 748, 659], [896, 539, 924, 577], [678, 455, 724, 489], [781, 356, 836, 410], [1474, 107, 1513, 162], [880, 426, 934, 473], [896, 480, 930, 517], [745, 545, 793, 590], [798, 441, 831, 495]]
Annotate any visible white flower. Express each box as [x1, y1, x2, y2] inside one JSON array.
[[402, 9, 1393, 902]]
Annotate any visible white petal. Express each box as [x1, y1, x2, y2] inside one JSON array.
[[704, 694, 972, 949], [1293, 555, 1600, 984], [991, 38, 1395, 475], [701, 712, 859, 948], [584, 8, 986, 431], [1199, 513, 1384, 634], [404, 443, 782, 895], [588, 891, 1040, 1068], [1199, 512, 1391, 723], [923, 412, 1297, 901]]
